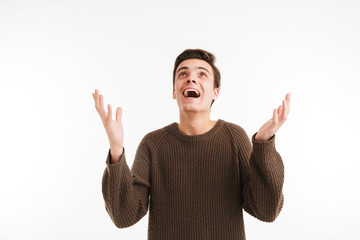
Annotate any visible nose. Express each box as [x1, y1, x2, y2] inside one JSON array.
[[187, 79, 196, 84]]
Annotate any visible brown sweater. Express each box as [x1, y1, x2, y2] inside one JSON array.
[[102, 119, 284, 240]]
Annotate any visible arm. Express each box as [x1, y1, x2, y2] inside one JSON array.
[[92, 89, 150, 227], [101, 137, 151, 228], [237, 129, 284, 222], [236, 93, 290, 221]]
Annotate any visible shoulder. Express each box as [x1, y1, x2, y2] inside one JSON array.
[[143, 123, 173, 140], [139, 123, 175, 149], [221, 120, 253, 153], [221, 120, 248, 138]]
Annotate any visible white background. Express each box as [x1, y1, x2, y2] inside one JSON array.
[[1, 0, 359, 239]]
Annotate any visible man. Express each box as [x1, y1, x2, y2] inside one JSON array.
[[92, 49, 291, 239]]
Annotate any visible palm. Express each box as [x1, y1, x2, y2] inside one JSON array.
[[255, 93, 291, 141], [104, 116, 124, 148], [92, 89, 124, 149]]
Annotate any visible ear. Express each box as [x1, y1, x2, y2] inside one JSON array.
[[172, 88, 176, 99], [212, 88, 220, 100]]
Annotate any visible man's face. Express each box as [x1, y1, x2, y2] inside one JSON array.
[[172, 59, 219, 113]]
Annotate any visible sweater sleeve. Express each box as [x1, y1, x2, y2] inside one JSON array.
[[101, 137, 151, 228], [234, 127, 284, 222]]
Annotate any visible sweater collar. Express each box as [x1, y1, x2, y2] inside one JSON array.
[[169, 119, 224, 142]]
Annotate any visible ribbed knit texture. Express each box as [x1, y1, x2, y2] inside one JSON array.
[[102, 119, 284, 240]]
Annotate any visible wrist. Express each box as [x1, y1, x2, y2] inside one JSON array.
[[254, 132, 270, 141], [110, 147, 123, 163]]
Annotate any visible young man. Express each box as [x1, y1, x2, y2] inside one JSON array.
[[92, 49, 291, 239]]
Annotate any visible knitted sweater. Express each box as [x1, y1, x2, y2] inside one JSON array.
[[102, 119, 284, 240]]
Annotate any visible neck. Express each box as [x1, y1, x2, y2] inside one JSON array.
[[178, 111, 216, 135]]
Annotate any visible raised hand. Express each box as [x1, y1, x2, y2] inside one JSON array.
[[92, 89, 124, 158], [255, 93, 291, 141]]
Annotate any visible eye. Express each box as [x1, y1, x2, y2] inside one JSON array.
[[200, 72, 207, 77], [178, 72, 187, 77]]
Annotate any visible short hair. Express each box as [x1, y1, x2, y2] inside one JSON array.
[[172, 49, 221, 106]]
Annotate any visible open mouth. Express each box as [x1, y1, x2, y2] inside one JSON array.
[[183, 89, 200, 98]]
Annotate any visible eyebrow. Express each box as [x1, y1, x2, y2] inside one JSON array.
[[176, 66, 211, 75]]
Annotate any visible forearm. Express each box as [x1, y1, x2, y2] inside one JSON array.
[[102, 147, 150, 228], [242, 133, 284, 222], [243, 152, 284, 221]]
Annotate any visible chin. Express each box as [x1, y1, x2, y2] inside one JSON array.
[[176, 98, 211, 113], [181, 104, 208, 113], [183, 108, 200, 113]]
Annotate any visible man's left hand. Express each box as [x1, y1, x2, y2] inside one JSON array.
[[255, 93, 291, 141]]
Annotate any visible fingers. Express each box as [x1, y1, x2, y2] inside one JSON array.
[[286, 92, 291, 114], [99, 93, 105, 114], [93, 89, 106, 120], [273, 108, 278, 124], [107, 104, 112, 121], [282, 92, 291, 119], [277, 93, 291, 122], [277, 104, 282, 116], [116, 107, 122, 122], [93, 89, 99, 111], [99, 94, 107, 120], [275, 102, 285, 123], [92, 89, 97, 104], [282, 99, 287, 120], [93, 89, 122, 122]]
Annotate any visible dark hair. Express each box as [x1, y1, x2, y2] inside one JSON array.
[[172, 49, 221, 106]]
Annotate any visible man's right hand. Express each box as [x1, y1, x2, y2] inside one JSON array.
[[92, 89, 124, 162]]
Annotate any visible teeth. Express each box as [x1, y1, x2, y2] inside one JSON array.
[[184, 89, 200, 97]]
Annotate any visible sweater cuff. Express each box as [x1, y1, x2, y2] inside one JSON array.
[[105, 147, 126, 166], [251, 132, 276, 152]]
